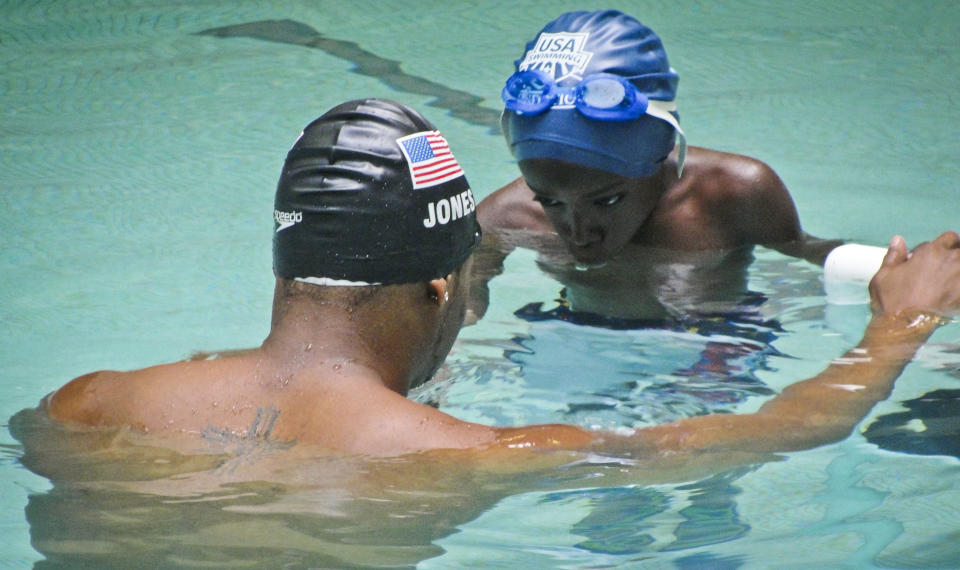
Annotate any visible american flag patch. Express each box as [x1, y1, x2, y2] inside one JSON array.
[[396, 130, 465, 189]]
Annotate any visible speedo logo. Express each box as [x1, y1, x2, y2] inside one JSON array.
[[423, 189, 476, 229], [274, 209, 303, 232]]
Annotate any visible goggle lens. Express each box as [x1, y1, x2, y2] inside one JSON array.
[[503, 71, 555, 115], [575, 74, 648, 121], [579, 78, 626, 109]]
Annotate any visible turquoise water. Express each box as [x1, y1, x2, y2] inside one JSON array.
[[2, 0, 959, 567]]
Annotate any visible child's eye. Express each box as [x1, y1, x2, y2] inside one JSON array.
[[595, 194, 623, 207]]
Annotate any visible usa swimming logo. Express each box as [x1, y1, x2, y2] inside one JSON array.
[[518, 32, 593, 82], [396, 131, 464, 189]]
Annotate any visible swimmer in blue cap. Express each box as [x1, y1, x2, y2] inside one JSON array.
[[32, 99, 960, 464], [475, 10, 843, 320]]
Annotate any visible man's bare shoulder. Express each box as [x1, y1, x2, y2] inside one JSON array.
[[477, 176, 552, 233], [46, 369, 132, 426], [45, 358, 244, 429]]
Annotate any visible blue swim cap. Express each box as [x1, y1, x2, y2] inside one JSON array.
[[502, 10, 683, 178]]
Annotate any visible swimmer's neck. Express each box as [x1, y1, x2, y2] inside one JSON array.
[[259, 296, 421, 395]]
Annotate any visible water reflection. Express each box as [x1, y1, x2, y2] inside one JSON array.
[[864, 388, 960, 460]]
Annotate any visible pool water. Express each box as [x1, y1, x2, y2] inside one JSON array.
[[2, 0, 959, 567]]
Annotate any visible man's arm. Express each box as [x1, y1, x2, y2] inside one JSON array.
[[464, 231, 510, 325], [466, 179, 552, 324], [623, 233, 959, 454], [408, 233, 960, 458], [622, 308, 943, 455]]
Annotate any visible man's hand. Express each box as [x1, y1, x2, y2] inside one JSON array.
[[869, 231, 960, 318]]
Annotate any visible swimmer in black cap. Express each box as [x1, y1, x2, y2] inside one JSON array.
[[38, 99, 960, 461], [475, 10, 844, 321]]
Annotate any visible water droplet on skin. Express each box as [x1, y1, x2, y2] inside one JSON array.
[[333, 363, 342, 372]]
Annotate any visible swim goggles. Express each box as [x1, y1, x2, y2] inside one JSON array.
[[501, 69, 687, 175]]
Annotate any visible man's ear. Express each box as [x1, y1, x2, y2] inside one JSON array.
[[427, 276, 451, 305]]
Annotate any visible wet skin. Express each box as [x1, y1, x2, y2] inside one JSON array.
[[472, 148, 843, 320]]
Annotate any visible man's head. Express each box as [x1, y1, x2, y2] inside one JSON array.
[[271, 99, 481, 388], [274, 98, 481, 286]]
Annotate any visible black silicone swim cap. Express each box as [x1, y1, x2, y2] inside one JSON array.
[[273, 99, 481, 285]]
